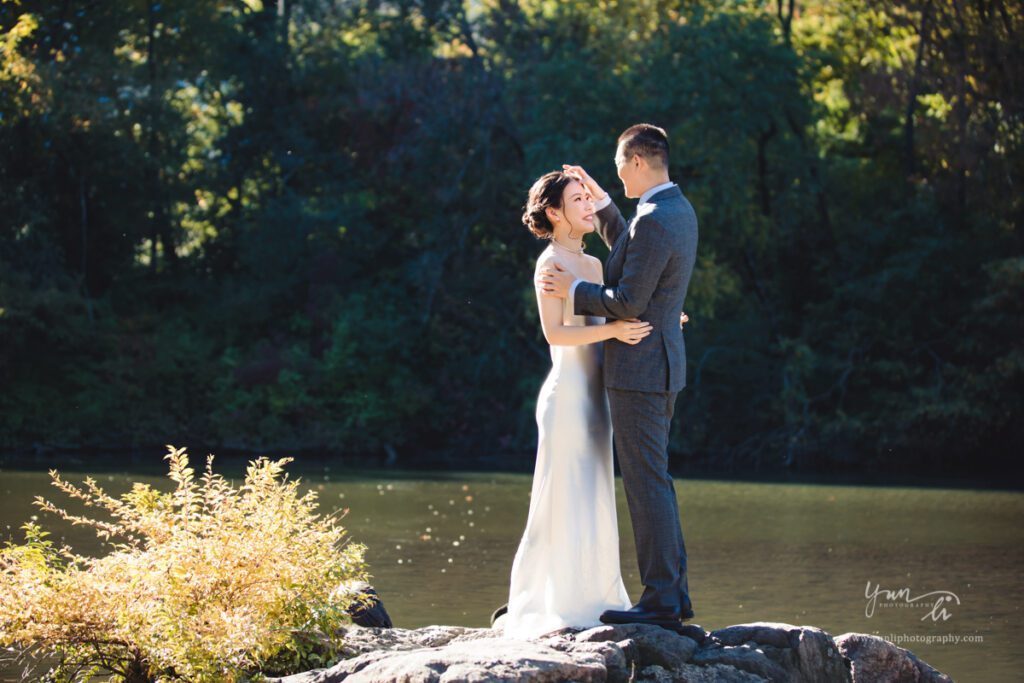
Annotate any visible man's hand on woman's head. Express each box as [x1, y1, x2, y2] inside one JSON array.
[[562, 164, 607, 202]]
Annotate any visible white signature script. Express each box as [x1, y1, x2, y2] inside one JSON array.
[[864, 581, 960, 621]]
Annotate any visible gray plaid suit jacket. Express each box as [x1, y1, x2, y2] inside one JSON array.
[[573, 185, 698, 393]]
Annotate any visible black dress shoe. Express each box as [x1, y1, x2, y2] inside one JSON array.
[[490, 603, 508, 626], [600, 604, 693, 633]]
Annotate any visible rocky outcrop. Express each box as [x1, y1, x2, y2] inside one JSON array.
[[692, 622, 850, 682], [835, 633, 954, 683], [269, 621, 955, 683]]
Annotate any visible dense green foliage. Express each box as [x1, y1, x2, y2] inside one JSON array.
[[1, 1, 1021, 473]]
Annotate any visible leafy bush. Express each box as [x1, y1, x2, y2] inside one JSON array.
[[0, 447, 369, 682]]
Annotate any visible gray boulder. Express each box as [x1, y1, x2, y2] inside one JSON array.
[[334, 624, 474, 658], [576, 623, 701, 670], [696, 622, 850, 683], [271, 635, 607, 682], [834, 633, 954, 683], [637, 663, 768, 682], [267, 620, 955, 683]]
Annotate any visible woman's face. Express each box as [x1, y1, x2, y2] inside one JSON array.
[[550, 179, 595, 237]]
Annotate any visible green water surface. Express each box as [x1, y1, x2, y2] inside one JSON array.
[[1, 465, 1020, 682]]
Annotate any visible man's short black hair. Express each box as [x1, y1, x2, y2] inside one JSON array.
[[618, 123, 669, 169]]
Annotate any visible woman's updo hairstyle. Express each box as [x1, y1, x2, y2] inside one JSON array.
[[522, 171, 573, 239]]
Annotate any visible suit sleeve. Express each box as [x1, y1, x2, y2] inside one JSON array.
[[593, 198, 627, 250], [573, 216, 672, 320]]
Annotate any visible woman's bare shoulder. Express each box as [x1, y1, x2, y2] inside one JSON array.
[[534, 245, 560, 272]]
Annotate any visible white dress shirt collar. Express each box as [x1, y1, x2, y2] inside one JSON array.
[[638, 181, 678, 206]]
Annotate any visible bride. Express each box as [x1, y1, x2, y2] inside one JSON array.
[[492, 171, 653, 639]]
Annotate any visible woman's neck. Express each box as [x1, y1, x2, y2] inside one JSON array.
[[551, 234, 584, 254]]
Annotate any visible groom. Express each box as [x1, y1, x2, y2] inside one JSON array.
[[538, 123, 698, 631]]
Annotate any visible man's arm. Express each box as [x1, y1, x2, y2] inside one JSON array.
[[573, 216, 673, 320], [591, 195, 626, 250], [534, 255, 651, 346]]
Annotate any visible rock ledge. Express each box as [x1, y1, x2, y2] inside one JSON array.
[[269, 620, 955, 682]]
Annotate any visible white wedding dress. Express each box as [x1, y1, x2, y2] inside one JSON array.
[[495, 248, 632, 640]]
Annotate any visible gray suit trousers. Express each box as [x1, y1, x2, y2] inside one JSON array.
[[607, 387, 692, 615]]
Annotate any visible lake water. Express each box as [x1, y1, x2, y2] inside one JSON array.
[[1, 464, 1021, 682]]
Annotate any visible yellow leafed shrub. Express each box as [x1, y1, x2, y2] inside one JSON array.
[[0, 446, 369, 682]]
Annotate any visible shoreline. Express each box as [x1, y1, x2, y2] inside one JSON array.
[[2, 447, 1022, 492]]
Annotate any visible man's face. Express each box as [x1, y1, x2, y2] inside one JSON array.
[[614, 141, 638, 198]]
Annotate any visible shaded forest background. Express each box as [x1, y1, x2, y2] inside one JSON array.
[[1, 0, 1021, 475]]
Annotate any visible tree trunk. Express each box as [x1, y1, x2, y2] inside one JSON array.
[[757, 122, 777, 217], [79, 174, 94, 324], [904, 1, 932, 177], [950, 0, 970, 228], [776, 0, 795, 46], [145, 0, 177, 270]]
